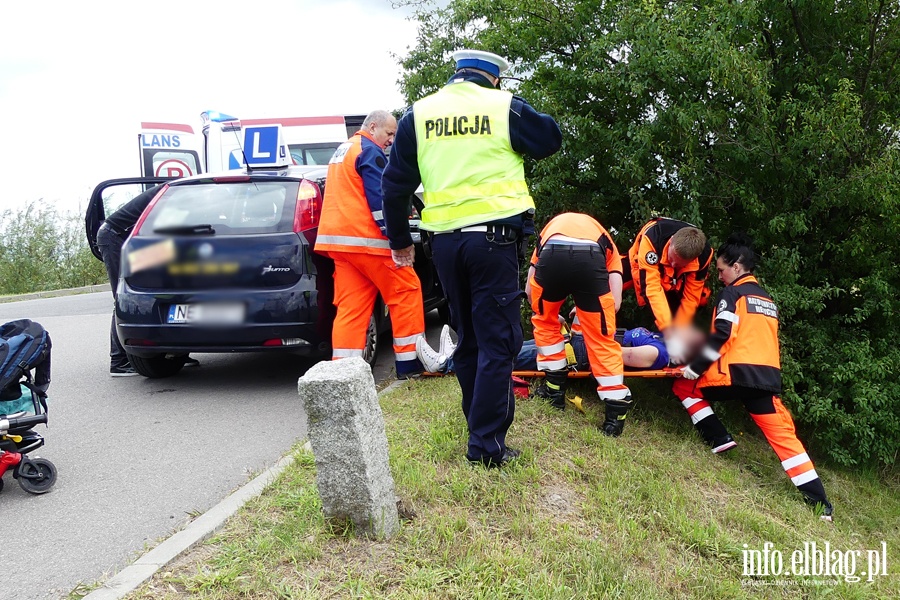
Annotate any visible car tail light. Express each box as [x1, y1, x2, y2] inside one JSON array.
[[212, 175, 251, 183], [132, 185, 170, 236], [293, 179, 321, 233]]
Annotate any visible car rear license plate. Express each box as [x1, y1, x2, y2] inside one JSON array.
[[167, 303, 245, 324]]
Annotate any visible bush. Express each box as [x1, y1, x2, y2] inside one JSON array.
[[0, 201, 106, 295], [398, 0, 900, 466]]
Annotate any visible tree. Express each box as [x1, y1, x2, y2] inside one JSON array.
[[397, 0, 900, 466]]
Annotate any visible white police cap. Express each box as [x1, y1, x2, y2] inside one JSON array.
[[452, 49, 509, 78]]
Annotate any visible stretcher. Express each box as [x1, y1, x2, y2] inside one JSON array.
[[422, 367, 683, 378], [511, 368, 684, 379]]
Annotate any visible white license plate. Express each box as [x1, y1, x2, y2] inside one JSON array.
[[167, 303, 245, 324]]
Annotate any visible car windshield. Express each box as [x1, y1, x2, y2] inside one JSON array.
[[144, 181, 300, 235], [289, 143, 340, 165]]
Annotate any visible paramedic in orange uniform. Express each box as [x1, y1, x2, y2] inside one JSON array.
[[627, 217, 712, 363], [315, 110, 425, 377], [682, 233, 833, 520], [527, 212, 633, 436]]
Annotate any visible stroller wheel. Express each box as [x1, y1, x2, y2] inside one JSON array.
[[17, 457, 57, 494]]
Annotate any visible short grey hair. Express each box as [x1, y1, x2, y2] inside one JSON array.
[[362, 110, 394, 129]]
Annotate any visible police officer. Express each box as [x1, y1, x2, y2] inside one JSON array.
[[382, 49, 562, 468], [682, 233, 833, 520], [315, 110, 425, 377], [527, 213, 634, 436], [96, 185, 198, 376]]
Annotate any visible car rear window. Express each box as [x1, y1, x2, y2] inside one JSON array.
[[144, 181, 300, 235]]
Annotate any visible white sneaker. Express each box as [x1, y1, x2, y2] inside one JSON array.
[[416, 336, 448, 373], [438, 324, 457, 358]]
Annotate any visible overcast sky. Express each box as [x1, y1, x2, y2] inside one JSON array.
[[0, 0, 423, 214]]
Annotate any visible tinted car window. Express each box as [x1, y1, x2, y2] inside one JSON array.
[[144, 182, 300, 235]]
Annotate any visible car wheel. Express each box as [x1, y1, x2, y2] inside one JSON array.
[[362, 311, 380, 368], [128, 354, 187, 378]]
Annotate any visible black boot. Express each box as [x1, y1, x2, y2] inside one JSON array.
[[534, 369, 568, 410], [601, 398, 632, 437]]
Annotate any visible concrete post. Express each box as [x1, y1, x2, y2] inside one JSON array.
[[297, 357, 399, 539]]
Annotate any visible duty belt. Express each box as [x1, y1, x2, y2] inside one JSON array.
[[433, 224, 518, 241]]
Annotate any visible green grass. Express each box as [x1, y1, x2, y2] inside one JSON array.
[[127, 377, 899, 599]]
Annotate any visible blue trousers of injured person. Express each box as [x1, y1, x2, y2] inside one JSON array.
[[431, 229, 523, 463]]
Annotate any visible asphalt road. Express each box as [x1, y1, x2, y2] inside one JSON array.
[[0, 291, 422, 599]]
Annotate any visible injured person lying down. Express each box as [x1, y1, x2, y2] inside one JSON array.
[[416, 319, 706, 375]]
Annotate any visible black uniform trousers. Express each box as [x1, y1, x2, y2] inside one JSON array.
[[431, 229, 523, 461]]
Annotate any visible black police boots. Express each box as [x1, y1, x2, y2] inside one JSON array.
[[601, 398, 631, 437], [534, 369, 568, 410]]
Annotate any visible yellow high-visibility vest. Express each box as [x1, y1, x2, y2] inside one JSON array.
[[413, 81, 534, 231]]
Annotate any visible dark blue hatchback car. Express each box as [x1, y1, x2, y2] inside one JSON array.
[[86, 167, 447, 378]]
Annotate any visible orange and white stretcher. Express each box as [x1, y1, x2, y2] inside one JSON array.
[[511, 367, 684, 379]]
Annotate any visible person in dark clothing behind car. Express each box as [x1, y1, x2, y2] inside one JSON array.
[[96, 185, 198, 376], [382, 49, 562, 468]]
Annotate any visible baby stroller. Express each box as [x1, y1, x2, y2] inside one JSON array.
[[0, 319, 57, 494]]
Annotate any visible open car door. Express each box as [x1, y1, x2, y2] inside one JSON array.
[[85, 177, 176, 260]]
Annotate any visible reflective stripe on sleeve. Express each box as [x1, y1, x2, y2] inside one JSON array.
[[702, 346, 721, 361], [333, 348, 364, 358], [371, 210, 383, 221], [716, 311, 739, 324]]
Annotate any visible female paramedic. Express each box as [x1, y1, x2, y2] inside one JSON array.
[[681, 233, 833, 521]]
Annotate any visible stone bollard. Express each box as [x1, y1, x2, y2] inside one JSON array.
[[297, 357, 400, 540]]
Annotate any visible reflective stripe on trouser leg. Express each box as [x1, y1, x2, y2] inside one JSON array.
[[575, 296, 630, 403], [671, 378, 729, 440], [747, 394, 827, 503], [529, 274, 568, 372], [331, 256, 379, 359], [354, 253, 426, 376]]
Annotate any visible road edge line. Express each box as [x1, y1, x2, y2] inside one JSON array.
[[83, 379, 408, 600]]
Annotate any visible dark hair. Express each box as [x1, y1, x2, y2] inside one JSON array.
[[717, 232, 758, 272]]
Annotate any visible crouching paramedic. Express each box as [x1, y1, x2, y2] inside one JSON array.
[[314, 110, 424, 377], [528, 212, 633, 437], [682, 233, 833, 519]]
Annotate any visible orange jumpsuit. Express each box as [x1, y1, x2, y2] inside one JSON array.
[[314, 131, 424, 376], [627, 217, 713, 332], [528, 213, 630, 406], [686, 273, 830, 507]]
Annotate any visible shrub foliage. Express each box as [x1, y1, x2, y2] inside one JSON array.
[[397, 0, 900, 466], [0, 201, 106, 296]]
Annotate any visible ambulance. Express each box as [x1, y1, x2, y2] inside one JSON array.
[[138, 111, 366, 178]]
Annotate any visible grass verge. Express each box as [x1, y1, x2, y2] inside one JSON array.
[[126, 376, 898, 599]]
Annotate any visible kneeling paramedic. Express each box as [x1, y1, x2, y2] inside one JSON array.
[[528, 212, 633, 436], [315, 110, 425, 376], [382, 49, 562, 467]]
